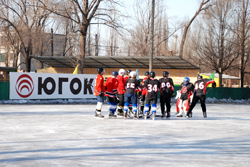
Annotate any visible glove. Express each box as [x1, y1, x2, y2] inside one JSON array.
[[116, 93, 119, 101], [212, 82, 216, 88], [99, 91, 103, 97]]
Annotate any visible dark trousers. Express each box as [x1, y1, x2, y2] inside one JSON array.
[[187, 95, 206, 115], [118, 94, 124, 107], [160, 94, 171, 114]]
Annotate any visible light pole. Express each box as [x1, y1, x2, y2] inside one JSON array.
[[149, 0, 155, 72]]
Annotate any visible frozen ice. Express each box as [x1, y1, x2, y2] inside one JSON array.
[[0, 103, 250, 166]]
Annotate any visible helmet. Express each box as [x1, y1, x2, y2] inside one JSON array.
[[145, 71, 149, 76], [97, 67, 104, 74], [197, 75, 203, 79], [119, 69, 126, 76], [163, 71, 169, 77], [130, 71, 137, 78], [127, 69, 131, 75], [150, 71, 156, 78], [112, 71, 118, 76], [183, 77, 190, 86]]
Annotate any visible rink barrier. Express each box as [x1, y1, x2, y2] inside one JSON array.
[[0, 82, 9, 100], [0, 83, 250, 100], [172, 86, 250, 100]]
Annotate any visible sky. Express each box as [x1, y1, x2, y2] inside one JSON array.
[[123, 0, 199, 20]]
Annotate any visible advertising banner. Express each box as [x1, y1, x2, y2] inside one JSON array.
[[10, 72, 96, 99]]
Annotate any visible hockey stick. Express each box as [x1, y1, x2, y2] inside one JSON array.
[[206, 87, 214, 95], [170, 98, 177, 107]]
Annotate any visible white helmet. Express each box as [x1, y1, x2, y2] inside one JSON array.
[[119, 69, 126, 76], [130, 71, 137, 78]]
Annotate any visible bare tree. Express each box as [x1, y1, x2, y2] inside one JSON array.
[[127, 0, 182, 57], [232, 0, 250, 87], [193, 0, 239, 87], [0, 0, 51, 72], [0, 25, 22, 67], [179, 0, 212, 58], [38, 0, 123, 74]]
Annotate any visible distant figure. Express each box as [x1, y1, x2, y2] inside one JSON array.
[[105, 71, 118, 118], [159, 70, 174, 119], [176, 77, 194, 117], [186, 75, 216, 118], [140, 71, 150, 115], [116, 69, 126, 116], [143, 71, 160, 120], [94, 67, 105, 118], [124, 71, 141, 119]]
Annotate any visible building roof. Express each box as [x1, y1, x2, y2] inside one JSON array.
[[200, 73, 240, 80], [0, 67, 18, 71], [31, 56, 78, 68], [31, 55, 199, 69]]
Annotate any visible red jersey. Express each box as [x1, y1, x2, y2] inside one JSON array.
[[116, 75, 125, 94], [141, 76, 150, 95], [94, 74, 105, 96], [105, 77, 118, 98]]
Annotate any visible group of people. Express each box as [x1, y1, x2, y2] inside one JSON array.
[[94, 67, 216, 120]]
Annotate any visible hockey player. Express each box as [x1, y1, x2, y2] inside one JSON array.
[[94, 67, 105, 118], [124, 71, 141, 119], [159, 70, 174, 119], [186, 75, 216, 118], [176, 77, 194, 117], [124, 69, 131, 83], [143, 71, 160, 120], [116, 69, 126, 116], [140, 71, 150, 115], [105, 71, 118, 118]]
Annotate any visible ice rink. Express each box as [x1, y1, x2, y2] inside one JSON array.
[[0, 103, 250, 167]]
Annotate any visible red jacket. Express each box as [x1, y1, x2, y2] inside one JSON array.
[[94, 74, 105, 96], [116, 75, 125, 94], [105, 77, 118, 98], [141, 76, 150, 95]]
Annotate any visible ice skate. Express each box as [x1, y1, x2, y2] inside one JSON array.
[[186, 110, 192, 118], [152, 113, 156, 120], [203, 111, 207, 118], [124, 113, 127, 119], [176, 114, 183, 117], [166, 112, 170, 119], [161, 114, 165, 119], [186, 114, 191, 119], [134, 113, 138, 120], [161, 111, 166, 119], [176, 110, 183, 117], [144, 112, 147, 120], [117, 109, 124, 116], [138, 112, 143, 118], [95, 110, 104, 118], [109, 112, 117, 118]]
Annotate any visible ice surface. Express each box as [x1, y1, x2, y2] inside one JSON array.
[[0, 104, 250, 166], [1, 97, 250, 104]]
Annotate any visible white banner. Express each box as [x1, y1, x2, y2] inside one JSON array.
[[10, 72, 96, 99]]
